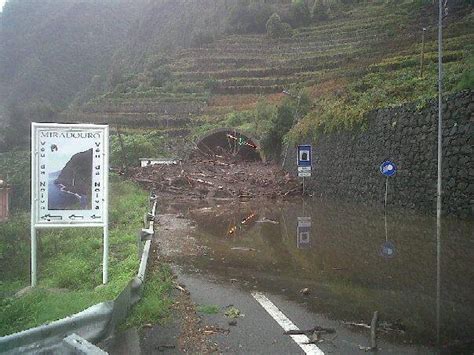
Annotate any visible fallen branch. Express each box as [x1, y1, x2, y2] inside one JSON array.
[[342, 321, 371, 329]]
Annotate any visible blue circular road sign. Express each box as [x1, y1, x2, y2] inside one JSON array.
[[380, 161, 397, 177], [380, 241, 396, 259]]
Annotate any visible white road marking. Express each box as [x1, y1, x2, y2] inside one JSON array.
[[251, 292, 324, 355]]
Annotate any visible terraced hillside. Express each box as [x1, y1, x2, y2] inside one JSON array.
[[70, 1, 473, 155]]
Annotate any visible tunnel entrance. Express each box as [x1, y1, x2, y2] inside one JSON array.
[[196, 128, 263, 161]]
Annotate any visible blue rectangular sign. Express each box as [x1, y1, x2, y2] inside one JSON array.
[[297, 145, 312, 167]]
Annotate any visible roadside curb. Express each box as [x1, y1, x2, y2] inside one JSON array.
[[0, 195, 157, 354]]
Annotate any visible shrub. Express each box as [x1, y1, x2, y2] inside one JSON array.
[[290, 0, 311, 27], [204, 78, 219, 92], [261, 101, 295, 161], [191, 30, 215, 47], [455, 55, 474, 91], [0, 151, 30, 211], [311, 0, 330, 21], [110, 134, 156, 168], [151, 66, 173, 87], [266, 13, 293, 39], [227, 2, 273, 34]]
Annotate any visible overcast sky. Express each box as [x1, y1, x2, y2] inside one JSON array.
[[0, 0, 6, 12]]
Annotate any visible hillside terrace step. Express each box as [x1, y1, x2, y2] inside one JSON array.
[[177, 44, 388, 71], [296, 13, 401, 33], [174, 44, 364, 68], [184, 36, 388, 56], [208, 31, 389, 48], [213, 74, 317, 87], [83, 101, 205, 114], [65, 112, 193, 128], [177, 35, 387, 56], [174, 55, 375, 81], [176, 42, 354, 57], [214, 85, 285, 95]]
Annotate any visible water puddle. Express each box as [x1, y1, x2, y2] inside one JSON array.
[[167, 197, 474, 351]]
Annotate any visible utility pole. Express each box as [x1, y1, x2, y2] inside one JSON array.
[[420, 27, 427, 78], [436, 0, 445, 348]]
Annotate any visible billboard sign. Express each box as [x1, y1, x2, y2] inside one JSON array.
[[31, 123, 109, 227]]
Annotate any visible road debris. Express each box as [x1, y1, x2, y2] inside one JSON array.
[[130, 155, 301, 201], [284, 326, 336, 336], [256, 217, 279, 224], [300, 287, 310, 295], [231, 247, 256, 252], [342, 321, 371, 329], [224, 307, 243, 318]]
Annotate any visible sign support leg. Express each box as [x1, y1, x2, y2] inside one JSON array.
[[31, 226, 37, 287], [302, 177, 305, 195], [384, 177, 389, 242], [103, 226, 109, 284]]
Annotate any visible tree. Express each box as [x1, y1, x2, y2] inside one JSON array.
[[266, 13, 293, 38], [261, 101, 295, 160], [0, 101, 57, 152], [311, 0, 330, 21], [290, 0, 311, 27]]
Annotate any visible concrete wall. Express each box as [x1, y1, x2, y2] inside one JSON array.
[[284, 90, 473, 218]]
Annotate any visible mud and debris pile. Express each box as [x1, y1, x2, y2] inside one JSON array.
[[130, 156, 301, 200]]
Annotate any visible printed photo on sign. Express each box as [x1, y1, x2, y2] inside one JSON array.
[[48, 145, 93, 210], [299, 150, 309, 162]]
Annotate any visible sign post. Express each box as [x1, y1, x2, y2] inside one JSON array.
[[297, 145, 312, 194], [379, 160, 397, 259], [31, 123, 109, 286]]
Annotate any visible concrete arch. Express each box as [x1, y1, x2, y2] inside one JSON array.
[[196, 127, 264, 161]]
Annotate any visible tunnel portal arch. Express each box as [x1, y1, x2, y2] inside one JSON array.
[[196, 128, 264, 161]]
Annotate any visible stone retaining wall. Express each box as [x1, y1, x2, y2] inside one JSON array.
[[284, 90, 473, 218]]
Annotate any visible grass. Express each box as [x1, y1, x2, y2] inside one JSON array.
[[197, 304, 220, 315], [0, 178, 149, 336], [122, 263, 174, 329], [289, 47, 473, 141]]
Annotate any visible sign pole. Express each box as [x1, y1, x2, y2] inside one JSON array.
[[103, 125, 110, 284], [31, 127, 37, 287], [384, 177, 388, 243], [103, 226, 109, 284], [31, 226, 37, 287]]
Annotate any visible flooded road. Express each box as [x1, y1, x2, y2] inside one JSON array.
[[160, 197, 474, 353]]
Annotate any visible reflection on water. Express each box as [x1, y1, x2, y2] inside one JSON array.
[[171, 197, 474, 351]]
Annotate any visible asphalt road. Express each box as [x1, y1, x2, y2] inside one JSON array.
[[174, 267, 433, 355]]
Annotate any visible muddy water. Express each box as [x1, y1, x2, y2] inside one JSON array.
[[169, 198, 474, 351]]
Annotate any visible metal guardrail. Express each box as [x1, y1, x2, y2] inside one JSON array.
[[0, 193, 158, 354]]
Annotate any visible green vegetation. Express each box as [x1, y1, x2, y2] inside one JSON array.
[[110, 132, 169, 168], [0, 179, 149, 336], [197, 304, 220, 315], [1, 0, 472, 161], [0, 151, 30, 211], [266, 13, 293, 39], [262, 90, 311, 159], [290, 44, 473, 141], [122, 263, 174, 329]]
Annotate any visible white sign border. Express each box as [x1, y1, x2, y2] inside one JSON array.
[[31, 123, 109, 228]]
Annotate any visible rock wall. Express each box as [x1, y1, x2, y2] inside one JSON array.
[[284, 90, 473, 218]]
